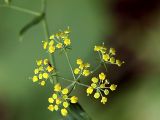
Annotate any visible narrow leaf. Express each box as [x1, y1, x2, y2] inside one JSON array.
[[65, 103, 92, 120], [19, 13, 45, 40]]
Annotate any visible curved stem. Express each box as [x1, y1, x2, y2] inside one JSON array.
[[0, 4, 40, 16]]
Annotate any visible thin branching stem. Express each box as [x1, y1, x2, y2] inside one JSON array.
[[0, 4, 40, 16]]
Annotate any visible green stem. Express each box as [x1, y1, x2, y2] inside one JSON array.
[[63, 49, 76, 80], [0, 4, 40, 16]]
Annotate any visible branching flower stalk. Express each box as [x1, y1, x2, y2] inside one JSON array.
[[0, 0, 125, 118]]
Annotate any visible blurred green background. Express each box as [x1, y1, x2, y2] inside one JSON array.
[[0, 0, 160, 120]]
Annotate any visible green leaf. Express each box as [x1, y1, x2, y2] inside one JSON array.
[[19, 13, 45, 40], [65, 103, 92, 120]]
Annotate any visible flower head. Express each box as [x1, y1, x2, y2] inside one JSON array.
[[32, 59, 54, 86], [86, 72, 117, 104], [48, 83, 78, 117]]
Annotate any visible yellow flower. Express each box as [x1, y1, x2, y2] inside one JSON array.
[[44, 59, 48, 65], [56, 43, 63, 48], [101, 97, 107, 104], [84, 63, 90, 68], [100, 84, 105, 88], [116, 60, 124, 67], [91, 83, 97, 88], [76, 59, 83, 65], [49, 35, 54, 39], [61, 108, 68, 116], [82, 70, 90, 76], [34, 68, 39, 74], [79, 64, 84, 69], [49, 40, 54, 46], [43, 41, 48, 49], [40, 80, 45, 86], [86, 87, 93, 95], [74, 68, 80, 74], [64, 38, 71, 46], [56, 98, 61, 105], [39, 73, 43, 79], [54, 83, 61, 92], [91, 77, 98, 83], [110, 84, 117, 91], [62, 88, 69, 95], [32, 76, 38, 82], [94, 46, 101, 51], [48, 45, 55, 53], [104, 89, 109, 95], [103, 54, 109, 61], [99, 72, 106, 81], [48, 104, 54, 111], [70, 96, 78, 103], [110, 57, 115, 64], [52, 93, 58, 99], [36, 60, 42, 66], [54, 105, 59, 111], [46, 66, 54, 72], [109, 48, 116, 55], [48, 97, 54, 103], [63, 102, 69, 108], [38, 66, 43, 71], [94, 92, 100, 99], [43, 73, 49, 79]]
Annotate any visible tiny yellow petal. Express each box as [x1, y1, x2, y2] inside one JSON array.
[[82, 70, 90, 76], [76, 59, 83, 65], [104, 89, 109, 95], [99, 72, 106, 81], [61, 108, 68, 116], [70, 96, 78, 103], [86, 87, 93, 95], [54, 105, 59, 111], [74, 68, 80, 74], [56, 43, 63, 48], [44, 59, 48, 65], [39, 73, 43, 79], [62, 88, 69, 95], [54, 83, 61, 92], [43, 73, 49, 79], [63, 102, 69, 108], [64, 38, 71, 46], [101, 97, 107, 104], [94, 92, 100, 99], [43, 41, 48, 50], [110, 84, 117, 91], [48, 97, 54, 103], [52, 93, 58, 99], [91, 77, 99, 83], [40, 80, 45, 86], [36, 60, 42, 66], [56, 98, 61, 105], [47, 66, 54, 72], [103, 54, 110, 62], [32, 76, 38, 82], [34, 68, 39, 74], [48, 45, 55, 53], [48, 104, 54, 111]]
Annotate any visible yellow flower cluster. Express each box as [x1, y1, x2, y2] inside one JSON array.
[[48, 83, 78, 117], [32, 59, 54, 86], [74, 58, 90, 77], [42, 27, 71, 54], [94, 45, 124, 67], [86, 72, 117, 104]]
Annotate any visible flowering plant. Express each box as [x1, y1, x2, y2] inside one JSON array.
[[31, 27, 124, 117]]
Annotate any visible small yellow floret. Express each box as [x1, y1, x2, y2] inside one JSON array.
[[47, 66, 54, 72], [82, 70, 90, 76], [91, 77, 98, 83], [110, 84, 117, 91], [61, 108, 68, 116], [48, 97, 54, 103], [40, 80, 45, 86], [94, 92, 100, 99], [43, 73, 49, 79], [54, 83, 61, 92], [103, 54, 110, 61], [43, 41, 48, 49], [70, 96, 78, 103], [48, 104, 54, 111], [34, 68, 39, 74], [44, 59, 48, 65], [62, 88, 69, 95], [86, 87, 93, 95], [64, 38, 71, 46], [48, 45, 55, 53], [32, 76, 38, 82], [36, 60, 42, 66], [56, 43, 63, 48], [76, 59, 83, 65], [74, 68, 80, 74], [101, 97, 107, 104], [52, 93, 58, 99], [63, 102, 69, 108], [99, 72, 106, 81]]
